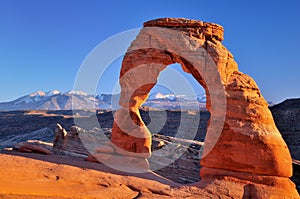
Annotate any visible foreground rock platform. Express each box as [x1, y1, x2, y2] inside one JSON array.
[[108, 18, 299, 198], [0, 152, 297, 198], [1, 108, 300, 196]]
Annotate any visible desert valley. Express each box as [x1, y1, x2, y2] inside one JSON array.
[[0, 97, 300, 198]]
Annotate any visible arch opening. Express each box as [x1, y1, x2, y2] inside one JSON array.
[[140, 63, 207, 138], [136, 62, 209, 184]]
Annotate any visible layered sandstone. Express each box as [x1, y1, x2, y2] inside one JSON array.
[[107, 18, 299, 198]]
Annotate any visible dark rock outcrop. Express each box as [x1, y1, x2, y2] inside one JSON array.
[[270, 99, 300, 160]]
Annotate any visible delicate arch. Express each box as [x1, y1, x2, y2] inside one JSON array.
[[111, 19, 293, 186], [111, 25, 227, 161]]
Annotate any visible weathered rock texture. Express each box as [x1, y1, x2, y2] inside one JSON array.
[[53, 124, 111, 157], [109, 18, 299, 197]]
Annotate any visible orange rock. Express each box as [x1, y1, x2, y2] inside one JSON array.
[[111, 108, 152, 158], [86, 154, 100, 163], [199, 167, 299, 198], [109, 18, 298, 197], [94, 145, 115, 154], [18, 143, 52, 155], [86, 153, 149, 173]]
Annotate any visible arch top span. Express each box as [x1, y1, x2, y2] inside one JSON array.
[[143, 18, 224, 41]]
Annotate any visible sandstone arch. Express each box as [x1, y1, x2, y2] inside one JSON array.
[[110, 18, 298, 197]]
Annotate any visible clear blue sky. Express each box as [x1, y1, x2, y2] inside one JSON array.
[[0, 0, 299, 103]]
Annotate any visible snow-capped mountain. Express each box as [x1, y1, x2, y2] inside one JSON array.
[[0, 90, 207, 111], [0, 90, 118, 110], [45, 90, 61, 97], [148, 92, 168, 100], [144, 92, 206, 110]]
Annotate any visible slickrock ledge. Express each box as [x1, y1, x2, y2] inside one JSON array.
[[1, 152, 296, 199]]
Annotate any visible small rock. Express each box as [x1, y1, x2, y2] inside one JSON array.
[[18, 143, 52, 155], [87, 153, 149, 172], [86, 154, 101, 163], [3, 148, 13, 151], [94, 145, 115, 154], [152, 140, 165, 150]]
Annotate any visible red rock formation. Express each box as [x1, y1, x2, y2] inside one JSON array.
[[16, 142, 52, 155], [108, 18, 299, 197]]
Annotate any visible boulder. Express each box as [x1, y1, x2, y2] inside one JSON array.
[[16, 142, 52, 155]]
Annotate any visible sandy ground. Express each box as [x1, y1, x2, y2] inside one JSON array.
[[0, 151, 210, 199]]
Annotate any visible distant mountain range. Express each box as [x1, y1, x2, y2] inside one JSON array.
[[0, 90, 207, 111]]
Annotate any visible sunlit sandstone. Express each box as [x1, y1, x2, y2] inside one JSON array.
[[107, 18, 299, 198]]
